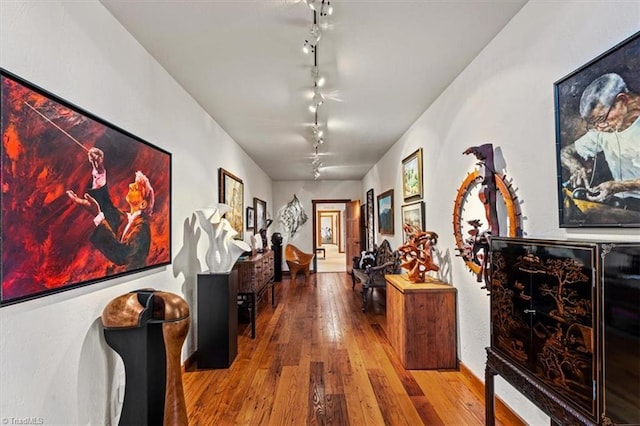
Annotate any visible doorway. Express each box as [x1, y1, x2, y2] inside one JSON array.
[[312, 200, 350, 273]]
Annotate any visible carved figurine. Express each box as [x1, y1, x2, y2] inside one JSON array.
[[397, 224, 439, 283]]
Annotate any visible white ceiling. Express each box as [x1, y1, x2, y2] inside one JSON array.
[[100, 0, 527, 181]]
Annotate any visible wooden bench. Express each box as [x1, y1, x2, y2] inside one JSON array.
[[351, 240, 400, 311]]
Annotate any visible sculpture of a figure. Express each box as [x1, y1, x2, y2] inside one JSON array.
[[278, 194, 308, 239], [398, 224, 439, 283], [195, 204, 250, 273], [463, 143, 499, 235]]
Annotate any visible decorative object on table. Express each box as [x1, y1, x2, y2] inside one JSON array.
[[402, 148, 423, 202], [218, 168, 244, 239], [253, 197, 267, 238], [246, 206, 254, 230], [102, 289, 190, 426], [258, 218, 274, 251], [397, 224, 439, 283], [554, 31, 640, 227], [277, 194, 308, 239], [452, 143, 521, 291], [377, 189, 394, 235], [1, 69, 172, 307], [195, 204, 251, 273], [400, 201, 425, 242], [366, 188, 375, 251], [285, 244, 314, 283]]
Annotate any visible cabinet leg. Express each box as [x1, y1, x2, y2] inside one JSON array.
[[485, 364, 496, 426], [250, 294, 256, 339]]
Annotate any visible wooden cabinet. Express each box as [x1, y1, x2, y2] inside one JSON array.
[[234, 250, 275, 338], [485, 237, 640, 425], [385, 274, 457, 370]]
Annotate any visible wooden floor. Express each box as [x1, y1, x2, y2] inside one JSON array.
[[183, 272, 524, 425]]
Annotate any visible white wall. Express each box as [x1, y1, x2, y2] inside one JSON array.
[[272, 180, 361, 270], [363, 1, 640, 424], [0, 1, 272, 424]]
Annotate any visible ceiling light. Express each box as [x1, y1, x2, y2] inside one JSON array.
[[312, 87, 324, 106], [309, 24, 322, 44], [308, 104, 317, 113], [302, 40, 315, 54], [311, 66, 325, 87], [320, 1, 333, 17], [304, 0, 320, 11]]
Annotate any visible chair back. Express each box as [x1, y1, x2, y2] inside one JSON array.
[[285, 244, 314, 265]]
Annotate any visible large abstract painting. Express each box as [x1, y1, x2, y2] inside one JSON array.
[[555, 31, 640, 227], [1, 69, 172, 306]]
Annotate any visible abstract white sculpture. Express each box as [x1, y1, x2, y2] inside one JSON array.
[[195, 204, 251, 273]]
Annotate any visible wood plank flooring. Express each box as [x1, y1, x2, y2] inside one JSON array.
[[183, 272, 524, 425]]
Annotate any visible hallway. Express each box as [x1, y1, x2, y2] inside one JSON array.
[[316, 243, 346, 273], [183, 272, 522, 425]]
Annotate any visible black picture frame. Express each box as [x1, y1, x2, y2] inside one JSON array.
[[253, 197, 267, 233], [554, 31, 640, 227], [246, 207, 254, 230], [218, 168, 244, 239], [366, 188, 375, 251], [1, 69, 172, 306]]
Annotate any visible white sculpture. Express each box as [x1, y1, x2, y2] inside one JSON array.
[[195, 204, 251, 273]]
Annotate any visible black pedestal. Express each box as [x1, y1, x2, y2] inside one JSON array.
[[272, 244, 283, 282], [197, 271, 238, 369]]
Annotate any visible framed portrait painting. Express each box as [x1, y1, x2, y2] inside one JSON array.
[[1, 69, 172, 306], [401, 201, 425, 242], [246, 207, 254, 230], [377, 189, 394, 235], [218, 168, 243, 239], [402, 148, 423, 202], [366, 188, 375, 251], [554, 30, 640, 227]]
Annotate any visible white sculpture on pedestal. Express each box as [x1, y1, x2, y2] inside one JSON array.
[[195, 204, 251, 273]]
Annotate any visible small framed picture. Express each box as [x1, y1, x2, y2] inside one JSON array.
[[401, 201, 425, 242], [246, 207, 254, 230], [253, 197, 267, 233], [377, 189, 394, 235], [402, 148, 423, 202], [218, 168, 244, 239]]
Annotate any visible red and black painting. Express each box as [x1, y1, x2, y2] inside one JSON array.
[[1, 69, 171, 306]]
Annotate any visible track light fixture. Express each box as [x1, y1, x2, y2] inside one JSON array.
[[302, 40, 315, 54]]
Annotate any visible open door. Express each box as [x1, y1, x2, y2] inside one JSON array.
[[345, 200, 360, 274]]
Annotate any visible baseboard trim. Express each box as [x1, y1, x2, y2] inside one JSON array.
[[458, 361, 527, 426]]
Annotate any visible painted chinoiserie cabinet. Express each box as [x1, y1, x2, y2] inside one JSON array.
[[484, 237, 640, 426]]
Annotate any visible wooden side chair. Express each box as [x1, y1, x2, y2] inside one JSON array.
[[285, 244, 314, 283]]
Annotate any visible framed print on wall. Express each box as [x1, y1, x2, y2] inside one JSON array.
[[366, 188, 375, 251], [554, 30, 640, 227], [218, 168, 244, 239], [377, 189, 394, 235], [402, 148, 423, 202], [1, 69, 172, 306], [253, 197, 267, 233], [246, 207, 254, 230], [401, 201, 425, 242]]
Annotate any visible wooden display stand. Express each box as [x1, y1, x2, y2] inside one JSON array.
[[385, 274, 457, 370]]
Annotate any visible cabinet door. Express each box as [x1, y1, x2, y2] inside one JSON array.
[[602, 243, 640, 425], [490, 238, 597, 420]]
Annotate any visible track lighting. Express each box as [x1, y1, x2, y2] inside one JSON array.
[[312, 86, 324, 106], [302, 40, 315, 54]]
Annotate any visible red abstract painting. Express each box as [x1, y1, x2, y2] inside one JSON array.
[[1, 70, 171, 305]]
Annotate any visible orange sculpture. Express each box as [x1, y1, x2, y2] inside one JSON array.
[[398, 224, 439, 283]]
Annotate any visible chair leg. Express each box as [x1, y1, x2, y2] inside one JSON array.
[[361, 287, 368, 312], [291, 269, 297, 283], [351, 272, 356, 290]]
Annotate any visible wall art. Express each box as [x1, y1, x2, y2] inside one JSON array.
[[377, 189, 394, 235], [1, 69, 172, 306], [253, 197, 267, 234], [400, 201, 425, 242], [555, 30, 640, 227], [218, 168, 243, 239], [366, 188, 375, 250], [246, 206, 254, 230], [401, 148, 423, 202]]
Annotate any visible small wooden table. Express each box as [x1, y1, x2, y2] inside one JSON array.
[[316, 247, 325, 259], [385, 274, 458, 370]]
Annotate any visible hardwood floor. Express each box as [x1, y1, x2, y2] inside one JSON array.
[[183, 272, 524, 425]]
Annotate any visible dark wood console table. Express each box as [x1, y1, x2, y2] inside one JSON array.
[[235, 250, 275, 339]]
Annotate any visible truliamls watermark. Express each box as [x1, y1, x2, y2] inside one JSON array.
[[1, 418, 44, 425]]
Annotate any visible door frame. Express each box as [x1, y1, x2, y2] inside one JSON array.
[[312, 199, 351, 273]]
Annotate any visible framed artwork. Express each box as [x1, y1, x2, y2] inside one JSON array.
[[401, 201, 425, 242], [402, 148, 423, 202], [554, 30, 640, 227], [366, 188, 375, 250], [1, 69, 172, 306], [377, 189, 394, 235], [246, 207, 254, 230], [253, 197, 267, 233], [218, 168, 243, 239]]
